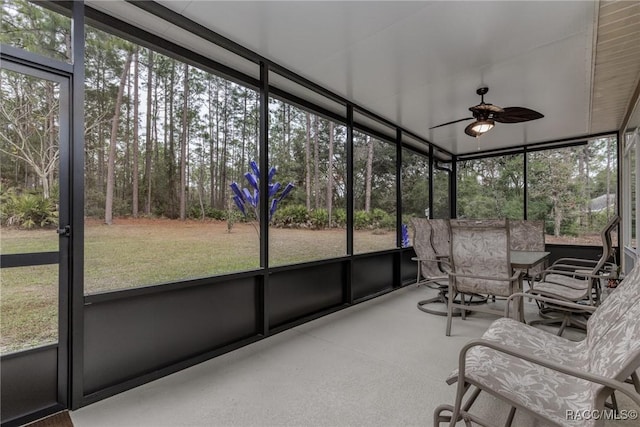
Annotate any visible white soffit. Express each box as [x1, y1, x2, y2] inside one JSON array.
[[590, 0, 640, 133]]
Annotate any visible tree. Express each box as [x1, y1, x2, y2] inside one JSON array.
[[105, 51, 133, 225], [305, 112, 312, 210], [132, 47, 140, 217], [327, 121, 334, 226], [143, 50, 154, 215], [179, 64, 189, 220], [364, 135, 374, 212], [0, 73, 59, 199], [313, 115, 320, 209]]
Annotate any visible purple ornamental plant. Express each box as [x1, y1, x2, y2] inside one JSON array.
[[230, 160, 294, 235], [401, 223, 410, 248]]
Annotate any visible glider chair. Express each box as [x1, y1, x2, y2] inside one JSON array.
[[434, 263, 640, 427], [446, 219, 522, 336], [411, 218, 454, 316], [528, 215, 620, 335], [509, 220, 545, 287]]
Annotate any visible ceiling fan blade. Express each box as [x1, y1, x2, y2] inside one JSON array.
[[493, 107, 544, 123], [430, 117, 474, 129]]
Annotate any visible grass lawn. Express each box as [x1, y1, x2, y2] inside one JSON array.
[[1, 218, 395, 353]]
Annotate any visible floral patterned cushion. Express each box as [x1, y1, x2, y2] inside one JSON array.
[[410, 218, 444, 279], [510, 220, 546, 278], [446, 318, 587, 384], [530, 281, 589, 300], [430, 219, 450, 257], [453, 344, 595, 426], [450, 220, 513, 296], [587, 265, 640, 349], [589, 296, 640, 385], [542, 273, 590, 290]]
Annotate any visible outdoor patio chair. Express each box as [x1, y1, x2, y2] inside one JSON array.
[[434, 262, 640, 427], [528, 215, 620, 335], [411, 218, 453, 316], [446, 219, 522, 336], [509, 220, 545, 286]]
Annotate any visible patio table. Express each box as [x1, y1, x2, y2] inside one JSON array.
[[510, 250, 550, 270]]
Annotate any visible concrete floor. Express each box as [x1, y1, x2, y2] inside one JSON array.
[[70, 285, 638, 427]]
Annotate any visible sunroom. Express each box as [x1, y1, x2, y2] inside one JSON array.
[[1, 1, 640, 426]]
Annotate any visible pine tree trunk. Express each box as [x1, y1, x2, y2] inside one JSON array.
[[209, 77, 215, 209], [313, 115, 320, 209], [327, 121, 334, 227], [124, 64, 131, 199], [305, 112, 311, 211], [144, 50, 154, 215], [168, 61, 177, 217], [105, 52, 133, 225], [220, 81, 229, 208], [365, 135, 374, 213], [132, 47, 140, 217], [213, 82, 220, 208], [179, 64, 189, 220]]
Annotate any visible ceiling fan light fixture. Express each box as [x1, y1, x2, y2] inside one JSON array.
[[466, 119, 494, 137]]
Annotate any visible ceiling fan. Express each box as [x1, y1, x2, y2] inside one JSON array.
[[430, 87, 544, 137]]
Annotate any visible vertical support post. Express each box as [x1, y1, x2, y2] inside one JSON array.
[[428, 145, 434, 219], [346, 105, 354, 303], [259, 61, 269, 335], [615, 131, 622, 250], [451, 155, 457, 219], [396, 128, 403, 248], [523, 146, 528, 220], [395, 128, 403, 287], [70, 0, 85, 410]]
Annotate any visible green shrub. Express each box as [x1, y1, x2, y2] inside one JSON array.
[[560, 218, 579, 237], [371, 208, 388, 222], [310, 208, 329, 229], [0, 190, 58, 229], [332, 208, 347, 227], [207, 208, 226, 221], [354, 210, 372, 229], [378, 213, 396, 230], [273, 204, 309, 227]]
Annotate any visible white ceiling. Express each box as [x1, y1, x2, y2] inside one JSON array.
[[88, 1, 640, 155]]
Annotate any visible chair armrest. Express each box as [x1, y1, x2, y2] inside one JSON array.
[[411, 257, 451, 267], [448, 270, 521, 283], [553, 257, 599, 266], [456, 339, 640, 408], [504, 292, 597, 318], [541, 268, 607, 280]]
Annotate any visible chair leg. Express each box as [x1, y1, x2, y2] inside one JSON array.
[[627, 371, 640, 393], [461, 293, 467, 321], [417, 289, 463, 317], [449, 381, 468, 427], [505, 407, 517, 427], [433, 404, 454, 426], [446, 292, 455, 336]]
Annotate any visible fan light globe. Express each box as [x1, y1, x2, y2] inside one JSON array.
[[470, 120, 494, 135]]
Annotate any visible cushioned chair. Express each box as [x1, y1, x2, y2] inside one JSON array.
[[411, 218, 454, 316], [509, 220, 545, 286], [434, 262, 640, 427], [446, 219, 522, 336], [529, 215, 620, 335]]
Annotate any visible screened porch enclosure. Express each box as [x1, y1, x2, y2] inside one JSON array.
[[1, 1, 639, 425]]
